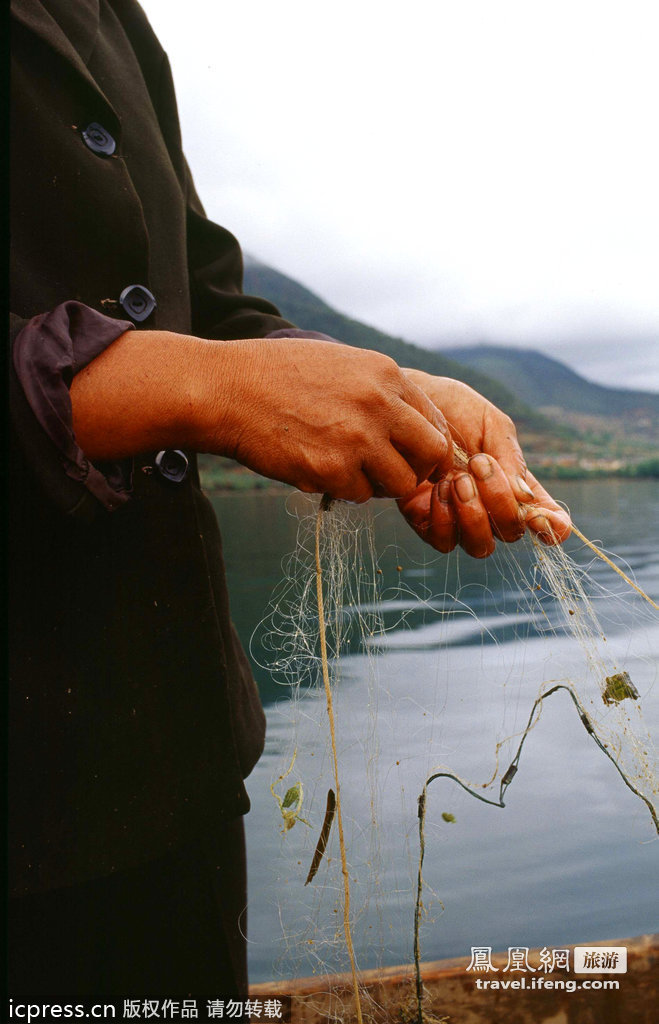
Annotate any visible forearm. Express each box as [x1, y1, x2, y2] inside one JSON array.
[[70, 330, 240, 460]]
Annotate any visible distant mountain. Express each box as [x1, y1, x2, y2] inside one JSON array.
[[239, 256, 659, 478], [243, 258, 556, 433], [441, 345, 659, 417]]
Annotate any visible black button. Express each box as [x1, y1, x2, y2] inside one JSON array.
[[155, 450, 189, 484], [119, 285, 157, 322], [81, 122, 116, 157]]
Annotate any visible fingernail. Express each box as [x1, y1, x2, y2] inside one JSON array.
[[517, 476, 535, 499], [438, 479, 451, 503], [454, 474, 476, 502], [528, 512, 551, 535], [469, 454, 493, 481]]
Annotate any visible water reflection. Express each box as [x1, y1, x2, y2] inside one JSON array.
[[213, 480, 659, 983]]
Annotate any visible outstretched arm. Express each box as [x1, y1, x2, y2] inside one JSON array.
[[70, 332, 454, 504]]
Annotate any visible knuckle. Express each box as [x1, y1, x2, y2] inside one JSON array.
[[397, 465, 421, 497], [377, 352, 400, 374], [339, 483, 372, 503], [318, 453, 352, 492], [377, 355, 404, 390]]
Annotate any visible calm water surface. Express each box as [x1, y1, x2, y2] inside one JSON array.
[[213, 480, 658, 983]]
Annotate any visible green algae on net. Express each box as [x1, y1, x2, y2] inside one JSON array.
[[603, 671, 640, 706]]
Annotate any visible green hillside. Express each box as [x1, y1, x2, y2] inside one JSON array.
[[442, 345, 659, 416]]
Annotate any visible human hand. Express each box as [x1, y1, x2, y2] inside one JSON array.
[[205, 339, 454, 502], [396, 371, 571, 557]]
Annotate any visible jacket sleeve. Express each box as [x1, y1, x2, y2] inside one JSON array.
[[183, 160, 299, 341], [10, 302, 135, 520]]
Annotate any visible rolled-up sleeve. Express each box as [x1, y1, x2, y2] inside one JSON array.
[[11, 301, 134, 517]]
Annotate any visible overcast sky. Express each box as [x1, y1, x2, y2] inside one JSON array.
[[140, 0, 659, 390]]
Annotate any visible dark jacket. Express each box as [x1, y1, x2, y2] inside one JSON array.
[[9, 0, 293, 895]]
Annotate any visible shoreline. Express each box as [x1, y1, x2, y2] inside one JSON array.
[[249, 934, 657, 1023], [200, 466, 659, 495]]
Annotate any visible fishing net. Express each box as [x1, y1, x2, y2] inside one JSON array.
[[248, 490, 658, 1021]]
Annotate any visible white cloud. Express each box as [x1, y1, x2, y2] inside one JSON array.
[[141, 0, 659, 388]]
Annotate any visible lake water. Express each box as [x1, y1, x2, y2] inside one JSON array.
[[212, 479, 659, 984]]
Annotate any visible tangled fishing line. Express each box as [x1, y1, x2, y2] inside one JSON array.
[[252, 486, 658, 1023]]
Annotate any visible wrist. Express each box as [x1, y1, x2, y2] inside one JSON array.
[[70, 330, 250, 460], [191, 337, 267, 458]]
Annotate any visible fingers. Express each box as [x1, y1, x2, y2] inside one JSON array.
[[450, 471, 496, 558], [398, 472, 496, 558], [393, 380, 454, 482], [468, 454, 526, 543], [363, 445, 420, 499], [306, 372, 455, 502], [397, 460, 570, 558], [332, 473, 375, 504], [452, 457, 570, 554], [397, 480, 459, 554], [318, 443, 441, 505], [392, 371, 570, 554], [306, 468, 375, 504], [424, 455, 525, 559], [523, 471, 572, 544], [399, 376, 451, 441], [429, 479, 459, 552], [476, 403, 544, 507], [396, 483, 433, 543]]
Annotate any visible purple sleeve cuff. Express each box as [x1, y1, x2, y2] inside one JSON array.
[[13, 302, 135, 511]]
